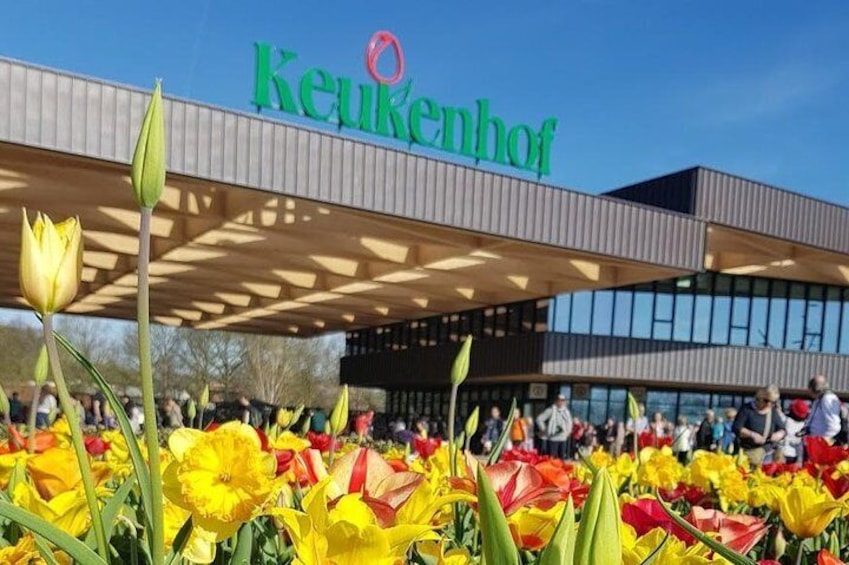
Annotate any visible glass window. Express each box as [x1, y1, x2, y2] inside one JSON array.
[[711, 295, 731, 344], [730, 278, 751, 346], [692, 294, 712, 343], [673, 293, 694, 342], [592, 291, 614, 335], [805, 286, 825, 352], [612, 290, 633, 337], [653, 291, 674, 340], [608, 388, 627, 422], [749, 279, 770, 347], [646, 390, 678, 422], [551, 295, 570, 332], [570, 292, 592, 334], [840, 292, 849, 353], [679, 393, 711, 424], [822, 287, 841, 354], [768, 281, 788, 349], [786, 283, 806, 350], [632, 290, 654, 338]]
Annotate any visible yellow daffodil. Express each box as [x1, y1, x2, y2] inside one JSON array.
[[622, 527, 714, 565], [0, 533, 71, 565], [637, 447, 684, 490], [13, 481, 90, 537], [273, 476, 436, 565], [163, 422, 280, 544], [163, 498, 215, 564], [689, 451, 738, 491], [417, 540, 474, 564], [778, 485, 844, 538], [508, 501, 566, 550], [19, 210, 83, 315], [272, 431, 311, 453]]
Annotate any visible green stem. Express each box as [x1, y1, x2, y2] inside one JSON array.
[[794, 541, 804, 565], [448, 384, 458, 477], [27, 383, 41, 454], [138, 207, 164, 565], [42, 314, 109, 562]]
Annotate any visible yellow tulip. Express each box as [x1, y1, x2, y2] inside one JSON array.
[[416, 540, 473, 564], [26, 447, 83, 499], [277, 408, 295, 428], [508, 501, 566, 550], [19, 210, 83, 315], [13, 481, 90, 537], [0, 451, 28, 490], [329, 386, 349, 436], [273, 477, 436, 565], [272, 430, 311, 453], [778, 485, 844, 538]]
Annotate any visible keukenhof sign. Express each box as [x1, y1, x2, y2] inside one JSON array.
[[252, 32, 558, 177]]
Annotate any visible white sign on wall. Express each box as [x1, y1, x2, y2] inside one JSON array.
[[528, 383, 548, 399]]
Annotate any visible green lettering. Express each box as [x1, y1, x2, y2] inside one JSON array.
[[375, 83, 410, 141], [252, 42, 299, 113], [475, 99, 507, 164], [299, 68, 337, 121], [338, 78, 374, 132], [537, 118, 557, 176], [507, 124, 540, 170], [409, 97, 441, 147], [441, 106, 475, 157]]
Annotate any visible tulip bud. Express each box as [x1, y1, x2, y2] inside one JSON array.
[[329, 385, 349, 436], [0, 384, 10, 419], [828, 531, 840, 557], [186, 399, 197, 421], [301, 413, 312, 436], [289, 404, 304, 429], [276, 408, 293, 428], [477, 464, 520, 565], [20, 210, 83, 315], [451, 335, 473, 386], [627, 392, 639, 423], [771, 529, 786, 560], [33, 346, 49, 385], [573, 467, 621, 565], [198, 384, 209, 410], [539, 496, 576, 565], [131, 81, 166, 208], [465, 406, 480, 438]]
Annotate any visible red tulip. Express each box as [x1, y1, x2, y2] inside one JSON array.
[[659, 482, 711, 507], [451, 460, 563, 515], [805, 436, 849, 467], [274, 449, 294, 476], [818, 550, 847, 565], [412, 436, 441, 460], [534, 459, 589, 508], [686, 506, 769, 555], [7, 425, 56, 453], [83, 435, 110, 456], [306, 431, 334, 452], [622, 498, 693, 542]]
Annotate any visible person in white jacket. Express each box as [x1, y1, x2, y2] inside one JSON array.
[[536, 394, 573, 459]]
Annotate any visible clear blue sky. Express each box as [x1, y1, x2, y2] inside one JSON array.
[[2, 0, 847, 202]]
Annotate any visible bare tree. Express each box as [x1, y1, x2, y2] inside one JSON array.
[[178, 328, 246, 397]]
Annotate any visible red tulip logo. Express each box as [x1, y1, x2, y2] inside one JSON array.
[[365, 30, 405, 85]]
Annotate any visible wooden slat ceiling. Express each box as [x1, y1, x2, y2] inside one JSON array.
[[0, 144, 684, 335]]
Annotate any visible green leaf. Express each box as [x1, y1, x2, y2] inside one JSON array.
[[638, 531, 669, 565], [85, 475, 137, 547], [487, 397, 517, 465], [0, 501, 107, 565], [654, 491, 758, 565], [52, 330, 154, 532], [539, 496, 576, 565], [477, 464, 519, 565], [33, 535, 61, 565], [231, 522, 254, 564], [164, 517, 193, 565]]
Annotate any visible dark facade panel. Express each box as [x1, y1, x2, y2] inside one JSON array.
[[542, 333, 849, 394], [603, 168, 698, 214], [694, 168, 849, 256], [340, 334, 545, 389], [0, 58, 705, 271]]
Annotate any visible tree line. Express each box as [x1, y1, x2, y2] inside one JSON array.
[[0, 313, 384, 410]]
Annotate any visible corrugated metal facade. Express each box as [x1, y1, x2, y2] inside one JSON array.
[[0, 57, 705, 271], [606, 167, 849, 257], [341, 334, 546, 389], [541, 333, 849, 393], [695, 168, 849, 256]]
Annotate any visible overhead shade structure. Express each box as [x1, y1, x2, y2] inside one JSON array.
[[606, 167, 849, 288], [0, 58, 705, 335]]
